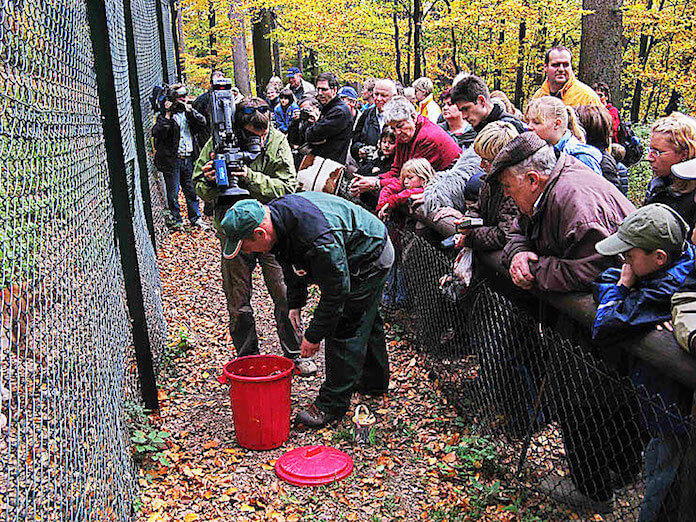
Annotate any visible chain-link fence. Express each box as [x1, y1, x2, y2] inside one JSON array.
[[0, 0, 178, 518], [386, 227, 696, 520]]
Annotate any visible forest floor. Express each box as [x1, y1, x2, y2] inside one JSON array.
[[133, 220, 578, 522]]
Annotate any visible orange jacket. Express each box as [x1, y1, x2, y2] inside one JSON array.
[[532, 71, 602, 107]]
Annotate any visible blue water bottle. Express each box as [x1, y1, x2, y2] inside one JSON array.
[[214, 158, 229, 187]]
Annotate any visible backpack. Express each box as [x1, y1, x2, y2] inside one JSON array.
[[616, 122, 643, 167]]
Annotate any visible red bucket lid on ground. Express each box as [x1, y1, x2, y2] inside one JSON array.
[[275, 445, 353, 486]]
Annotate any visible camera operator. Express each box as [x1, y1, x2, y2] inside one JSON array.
[[192, 97, 317, 376], [286, 73, 353, 164], [152, 84, 208, 230]]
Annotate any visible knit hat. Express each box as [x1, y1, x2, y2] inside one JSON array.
[[595, 203, 688, 256], [488, 132, 548, 180]]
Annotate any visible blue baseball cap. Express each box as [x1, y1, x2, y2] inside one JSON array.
[[286, 67, 301, 78], [338, 86, 358, 101], [220, 199, 266, 259]]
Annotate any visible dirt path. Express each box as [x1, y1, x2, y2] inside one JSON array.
[[136, 224, 560, 522]]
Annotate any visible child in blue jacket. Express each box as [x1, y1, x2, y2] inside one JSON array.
[[593, 203, 695, 522], [274, 88, 299, 133]]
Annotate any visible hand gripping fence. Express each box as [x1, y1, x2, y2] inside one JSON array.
[[0, 0, 179, 518]]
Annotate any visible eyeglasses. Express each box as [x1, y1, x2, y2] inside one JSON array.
[[241, 106, 270, 114], [647, 147, 674, 158]]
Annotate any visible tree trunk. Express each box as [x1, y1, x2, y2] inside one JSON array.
[[630, 0, 655, 122], [413, 0, 422, 79], [252, 9, 273, 95], [514, 20, 526, 109], [393, 0, 403, 84], [208, 1, 216, 58], [405, 14, 412, 85], [494, 24, 504, 90], [579, 0, 623, 107], [296, 44, 303, 71], [229, 0, 251, 95], [270, 11, 281, 77]]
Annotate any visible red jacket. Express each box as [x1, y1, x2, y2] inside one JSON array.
[[606, 103, 620, 144], [377, 177, 424, 210], [378, 116, 460, 187]]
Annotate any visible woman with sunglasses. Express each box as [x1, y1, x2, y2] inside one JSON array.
[[192, 97, 317, 376], [644, 113, 696, 227]]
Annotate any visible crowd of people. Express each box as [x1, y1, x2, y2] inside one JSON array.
[[152, 44, 696, 519]]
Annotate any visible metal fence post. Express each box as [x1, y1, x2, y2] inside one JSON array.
[[123, 0, 158, 253], [155, 0, 170, 84], [170, 0, 182, 82], [85, 0, 159, 411]]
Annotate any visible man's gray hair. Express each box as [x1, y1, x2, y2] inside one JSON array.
[[383, 95, 417, 123], [506, 145, 557, 179], [375, 78, 397, 95]]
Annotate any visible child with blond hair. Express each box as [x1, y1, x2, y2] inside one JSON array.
[[377, 158, 434, 220], [525, 95, 603, 176]]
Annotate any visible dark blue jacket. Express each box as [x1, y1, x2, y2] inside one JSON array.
[[269, 192, 389, 344], [592, 243, 696, 340]]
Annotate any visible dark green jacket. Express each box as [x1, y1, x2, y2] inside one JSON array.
[[193, 127, 298, 231], [269, 192, 389, 344]]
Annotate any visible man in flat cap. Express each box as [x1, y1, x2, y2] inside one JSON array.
[[220, 192, 394, 428], [493, 132, 636, 292]]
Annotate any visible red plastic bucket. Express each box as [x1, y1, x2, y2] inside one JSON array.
[[218, 355, 295, 450]]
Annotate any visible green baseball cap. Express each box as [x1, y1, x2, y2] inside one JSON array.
[[595, 203, 688, 256], [220, 199, 265, 259]]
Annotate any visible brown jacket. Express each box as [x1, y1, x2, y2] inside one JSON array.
[[502, 154, 635, 292], [464, 177, 519, 251]]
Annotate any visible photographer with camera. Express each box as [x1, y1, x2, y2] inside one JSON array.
[[286, 73, 353, 164], [193, 95, 316, 376], [152, 84, 208, 230]]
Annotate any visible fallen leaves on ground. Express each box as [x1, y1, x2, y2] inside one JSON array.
[[136, 219, 565, 521]]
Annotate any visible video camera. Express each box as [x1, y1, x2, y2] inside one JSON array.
[[150, 84, 187, 115], [209, 78, 262, 203]]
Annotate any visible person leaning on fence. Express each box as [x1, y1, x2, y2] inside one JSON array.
[[447, 121, 521, 251], [348, 96, 461, 203], [531, 45, 602, 107], [496, 132, 635, 292], [152, 83, 208, 231], [450, 74, 527, 137], [670, 158, 696, 355], [593, 203, 696, 521], [219, 193, 394, 428], [644, 113, 696, 228], [376, 158, 434, 221], [192, 97, 318, 377]]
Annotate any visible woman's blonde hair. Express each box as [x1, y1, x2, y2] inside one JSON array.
[[525, 96, 585, 141], [400, 158, 435, 184], [473, 121, 520, 161], [652, 112, 696, 159], [652, 113, 696, 193]]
